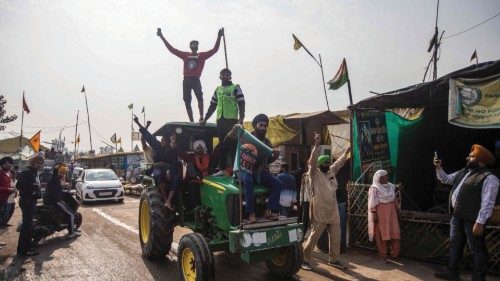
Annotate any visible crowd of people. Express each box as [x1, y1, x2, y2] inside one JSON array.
[[0, 26, 497, 281], [155, 26, 500, 278]]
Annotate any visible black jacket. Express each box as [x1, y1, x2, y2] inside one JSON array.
[[16, 167, 41, 200], [44, 168, 63, 205]]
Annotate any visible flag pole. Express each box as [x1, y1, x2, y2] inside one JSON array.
[[318, 54, 331, 111], [345, 60, 354, 106], [74, 110, 79, 156], [222, 28, 228, 68], [83, 87, 93, 152], [19, 91, 25, 149], [131, 108, 134, 152], [143, 108, 146, 126]]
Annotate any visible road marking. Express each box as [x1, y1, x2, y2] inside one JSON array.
[[91, 208, 179, 252]]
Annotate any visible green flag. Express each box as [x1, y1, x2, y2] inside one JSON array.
[[128, 103, 133, 109], [328, 58, 349, 90], [110, 133, 117, 143]]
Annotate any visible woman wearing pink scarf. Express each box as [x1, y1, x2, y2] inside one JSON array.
[[367, 170, 401, 263]]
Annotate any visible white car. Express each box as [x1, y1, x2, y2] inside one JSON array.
[[76, 169, 124, 203]]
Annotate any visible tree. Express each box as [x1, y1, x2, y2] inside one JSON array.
[[0, 95, 17, 131]]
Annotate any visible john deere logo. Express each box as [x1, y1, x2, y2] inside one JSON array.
[[459, 87, 482, 107]]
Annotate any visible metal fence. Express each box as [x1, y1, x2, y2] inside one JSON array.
[[347, 183, 500, 275]]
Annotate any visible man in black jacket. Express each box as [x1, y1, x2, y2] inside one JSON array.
[[16, 153, 44, 257], [44, 164, 80, 239], [134, 116, 180, 211]]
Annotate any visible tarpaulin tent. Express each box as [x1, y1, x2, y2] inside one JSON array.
[[349, 60, 500, 212], [347, 61, 500, 274]]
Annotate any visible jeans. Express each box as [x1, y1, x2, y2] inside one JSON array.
[[448, 215, 489, 281], [2, 202, 15, 226], [17, 198, 37, 255], [240, 170, 284, 214], [338, 202, 347, 253], [217, 118, 237, 170], [0, 201, 6, 225]]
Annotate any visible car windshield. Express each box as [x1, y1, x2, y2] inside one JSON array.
[[86, 170, 118, 181]]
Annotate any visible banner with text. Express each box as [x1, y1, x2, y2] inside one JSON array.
[[355, 109, 392, 181], [448, 74, 500, 128]]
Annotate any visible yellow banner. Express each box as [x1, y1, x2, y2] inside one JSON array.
[[448, 74, 500, 128], [243, 115, 298, 146]]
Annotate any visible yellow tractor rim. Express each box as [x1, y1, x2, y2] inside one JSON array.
[[139, 200, 150, 244], [181, 248, 196, 281], [272, 249, 287, 267]]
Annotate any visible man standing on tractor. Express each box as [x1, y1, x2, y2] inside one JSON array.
[[227, 114, 282, 223], [201, 68, 245, 176], [134, 116, 180, 211], [157, 27, 224, 123]]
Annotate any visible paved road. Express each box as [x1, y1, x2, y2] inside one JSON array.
[[1, 194, 488, 281]]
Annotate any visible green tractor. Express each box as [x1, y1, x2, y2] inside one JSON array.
[[138, 122, 304, 280]]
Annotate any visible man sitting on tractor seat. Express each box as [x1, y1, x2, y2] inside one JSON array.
[[227, 114, 283, 223], [179, 140, 217, 209], [134, 116, 180, 211]]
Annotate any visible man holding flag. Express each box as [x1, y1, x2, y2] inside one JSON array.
[[226, 114, 282, 223]]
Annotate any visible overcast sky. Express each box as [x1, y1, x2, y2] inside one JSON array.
[[1, 0, 499, 152]]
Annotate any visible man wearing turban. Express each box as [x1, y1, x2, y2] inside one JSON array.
[[227, 114, 281, 223], [434, 144, 499, 281], [301, 132, 351, 271]]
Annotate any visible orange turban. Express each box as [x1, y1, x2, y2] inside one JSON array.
[[471, 144, 495, 165]]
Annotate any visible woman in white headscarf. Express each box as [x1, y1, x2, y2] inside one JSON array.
[[367, 169, 400, 263]]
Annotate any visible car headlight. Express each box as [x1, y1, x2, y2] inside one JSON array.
[[115, 184, 122, 188], [86, 184, 95, 189]]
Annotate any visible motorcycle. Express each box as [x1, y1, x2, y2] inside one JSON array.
[[17, 190, 83, 246]]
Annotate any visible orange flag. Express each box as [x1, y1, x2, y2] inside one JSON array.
[[29, 131, 41, 152]]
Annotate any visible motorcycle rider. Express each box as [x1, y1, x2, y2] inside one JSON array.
[[44, 163, 81, 239], [16, 152, 44, 257]]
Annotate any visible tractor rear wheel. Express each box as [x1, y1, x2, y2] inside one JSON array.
[[139, 186, 174, 260], [177, 233, 214, 281], [265, 244, 303, 278]]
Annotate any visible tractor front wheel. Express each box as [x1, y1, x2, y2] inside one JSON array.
[[265, 244, 303, 278], [139, 186, 175, 260], [177, 233, 214, 281]]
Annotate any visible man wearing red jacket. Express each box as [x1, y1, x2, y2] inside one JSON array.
[[157, 27, 223, 123], [0, 157, 16, 230]]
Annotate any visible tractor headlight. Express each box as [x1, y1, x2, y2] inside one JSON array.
[[240, 233, 252, 248]]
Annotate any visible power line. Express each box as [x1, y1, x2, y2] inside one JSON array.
[[443, 12, 500, 39]]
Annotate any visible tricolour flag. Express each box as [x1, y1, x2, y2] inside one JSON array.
[[110, 133, 117, 143], [22, 91, 30, 114], [470, 49, 478, 62], [328, 58, 349, 90], [29, 130, 41, 152], [128, 103, 133, 109]]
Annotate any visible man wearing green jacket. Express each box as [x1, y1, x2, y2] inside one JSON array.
[[201, 68, 245, 175]]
